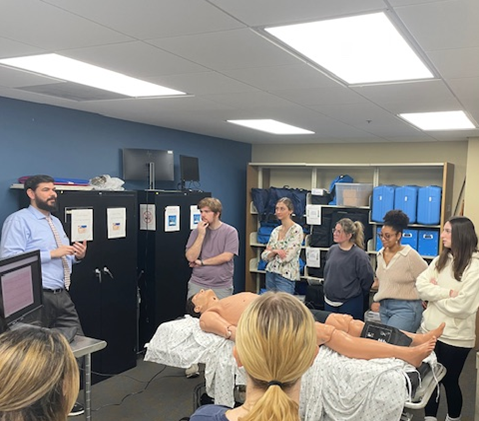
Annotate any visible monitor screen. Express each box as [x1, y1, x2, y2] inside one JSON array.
[[180, 155, 200, 182], [122, 148, 174, 182], [0, 250, 43, 328]]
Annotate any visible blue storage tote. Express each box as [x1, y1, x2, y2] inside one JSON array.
[[376, 227, 383, 251], [417, 186, 442, 225], [376, 227, 418, 251], [402, 229, 418, 251], [394, 185, 418, 223], [418, 230, 439, 257], [371, 185, 396, 222]]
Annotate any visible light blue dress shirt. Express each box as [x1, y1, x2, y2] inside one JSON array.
[[0, 205, 75, 289]]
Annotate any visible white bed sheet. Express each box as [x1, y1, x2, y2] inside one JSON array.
[[145, 316, 438, 421], [144, 316, 246, 406]]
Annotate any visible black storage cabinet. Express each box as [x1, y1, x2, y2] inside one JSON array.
[[137, 191, 210, 349], [53, 190, 138, 380]]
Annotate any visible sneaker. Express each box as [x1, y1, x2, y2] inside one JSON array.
[[185, 363, 200, 378], [68, 402, 85, 417]]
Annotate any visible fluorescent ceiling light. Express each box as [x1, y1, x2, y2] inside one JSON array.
[[0, 54, 186, 97], [265, 12, 434, 85], [399, 111, 476, 130], [227, 119, 314, 135]]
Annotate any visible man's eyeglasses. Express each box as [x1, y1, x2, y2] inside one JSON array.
[[377, 232, 395, 240]]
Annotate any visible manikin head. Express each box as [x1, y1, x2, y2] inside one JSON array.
[[185, 289, 219, 318]]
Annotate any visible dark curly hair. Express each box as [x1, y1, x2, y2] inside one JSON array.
[[185, 296, 201, 318], [383, 210, 410, 233]]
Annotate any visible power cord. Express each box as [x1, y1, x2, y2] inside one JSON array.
[[79, 364, 169, 411]]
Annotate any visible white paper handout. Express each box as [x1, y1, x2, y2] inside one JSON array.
[[71, 209, 93, 242], [165, 206, 180, 232], [306, 204, 322, 225], [190, 205, 201, 230], [306, 247, 321, 268], [140, 204, 156, 231], [107, 208, 126, 239]]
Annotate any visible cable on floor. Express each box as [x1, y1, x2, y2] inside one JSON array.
[[79, 364, 168, 411]]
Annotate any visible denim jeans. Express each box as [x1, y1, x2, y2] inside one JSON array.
[[379, 299, 423, 333], [324, 293, 364, 320], [265, 271, 295, 295]]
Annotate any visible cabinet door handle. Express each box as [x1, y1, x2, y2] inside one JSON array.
[[103, 266, 114, 279], [95, 268, 102, 283]]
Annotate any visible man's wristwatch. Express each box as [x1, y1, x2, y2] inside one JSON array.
[[200, 259, 204, 266]]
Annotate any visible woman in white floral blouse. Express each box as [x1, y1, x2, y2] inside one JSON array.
[[261, 197, 304, 294]]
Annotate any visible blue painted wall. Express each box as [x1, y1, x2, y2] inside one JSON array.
[[0, 96, 251, 291]]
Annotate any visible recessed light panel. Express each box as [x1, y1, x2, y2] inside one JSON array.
[[227, 119, 314, 135], [265, 12, 434, 85], [399, 111, 476, 130], [0, 54, 186, 97]]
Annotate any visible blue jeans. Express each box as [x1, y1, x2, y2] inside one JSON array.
[[379, 299, 423, 333], [324, 293, 364, 320], [265, 272, 295, 295]]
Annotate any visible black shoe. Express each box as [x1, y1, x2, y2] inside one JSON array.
[[68, 402, 85, 417]]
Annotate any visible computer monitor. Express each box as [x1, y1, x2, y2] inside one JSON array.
[[122, 148, 174, 189], [179, 155, 200, 190], [0, 250, 43, 328]]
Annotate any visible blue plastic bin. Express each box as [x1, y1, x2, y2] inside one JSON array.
[[376, 227, 383, 251], [371, 185, 396, 222], [394, 185, 418, 223], [402, 229, 418, 251], [417, 186, 442, 225], [376, 227, 418, 251], [418, 230, 439, 257]]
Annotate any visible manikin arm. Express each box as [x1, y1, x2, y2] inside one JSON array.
[[199, 310, 236, 340]]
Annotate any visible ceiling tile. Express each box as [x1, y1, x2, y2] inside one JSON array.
[[209, 0, 384, 26], [147, 29, 299, 70], [0, 0, 131, 50], [395, 0, 479, 51], [62, 42, 208, 79], [43, 0, 244, 39]]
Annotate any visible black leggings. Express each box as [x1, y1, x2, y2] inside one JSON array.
[[425, 340, 471, 418]]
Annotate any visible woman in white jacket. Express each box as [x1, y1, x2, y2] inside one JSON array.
[[416, 216, 479, 421]]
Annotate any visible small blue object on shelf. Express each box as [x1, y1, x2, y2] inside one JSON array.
[[376, 227, 383, 252]]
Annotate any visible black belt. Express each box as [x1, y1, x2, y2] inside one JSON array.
[[43, 288, 65, 294]]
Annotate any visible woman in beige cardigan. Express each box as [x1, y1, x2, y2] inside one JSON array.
[[374, 210, 427, 332]]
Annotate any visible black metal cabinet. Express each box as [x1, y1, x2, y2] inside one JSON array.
[[137, 191, 210, 348], [53, 190, 138, 379]]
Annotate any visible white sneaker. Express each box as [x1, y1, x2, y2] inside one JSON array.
[[185, 363, 199, 378]]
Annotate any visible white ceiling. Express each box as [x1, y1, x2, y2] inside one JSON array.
[[1, 0, 478, 144]]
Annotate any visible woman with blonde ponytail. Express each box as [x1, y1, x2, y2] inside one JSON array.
[[0, 326, 79, 421], [190, 291, 318, 421]]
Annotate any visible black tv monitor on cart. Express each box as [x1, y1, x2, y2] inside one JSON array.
[[0, 250, 43, 329]]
